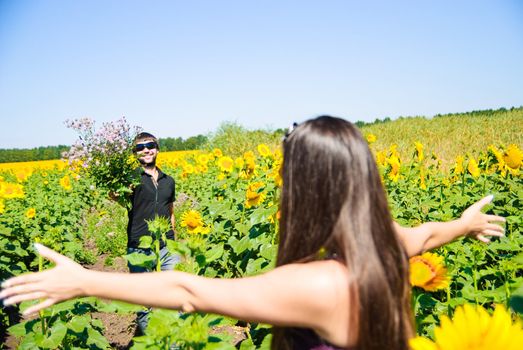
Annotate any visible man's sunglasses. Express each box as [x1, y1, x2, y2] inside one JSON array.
[[134, 141, 158, 152]]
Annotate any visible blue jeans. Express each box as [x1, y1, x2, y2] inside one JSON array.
[[127, 246, 181, 333]]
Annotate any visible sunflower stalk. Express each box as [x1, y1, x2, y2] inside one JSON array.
[[34, 239, 48, 335], [145, 216, 171, 272], [472, 248, 479, 306]]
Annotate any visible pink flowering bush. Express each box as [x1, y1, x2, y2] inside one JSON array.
[[63, 117, 142, 206]]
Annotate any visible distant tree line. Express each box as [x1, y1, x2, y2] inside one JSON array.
[[0, 146, 70, 163], [157, 135, 208, 152], [0, 135, 209, 163], [2, 106, 519, 163]]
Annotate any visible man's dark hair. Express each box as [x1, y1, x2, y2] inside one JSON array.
[[134, 132, 159, 149]]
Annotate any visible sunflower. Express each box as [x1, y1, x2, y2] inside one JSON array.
[[217, 156, 234, 173], [213, 148, 223, 158], [453, 155, 464, 175], [231, 157, 242, 170], [0, 182, 25, 199], [376, 150, 387, 167], [503, 144, 523, 170], [245, 182, 266, 208], [241, 151, 257, 178], [387, 155, 401, 182], [410, 304, 523, 350], [25, 207, 36, 219], [0, 200, 5, 214], [409, 252, 449, 291], [59, 175, 72, 191], [257, 144, 272, 158], [488, 145, 507, 175], [366, 133, 377, 144], [467, 158, 480, 178], [419, 167, 427, 190], [182, 163, 194, 176], [197, 153, 211, 165], [414, 142, 424, 162], [269, 159, 283, 187], [389, 144, 400, 159], [180, 210, 209, 234], [15, 170, 32, 182]]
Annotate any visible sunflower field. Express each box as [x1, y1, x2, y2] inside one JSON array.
[[1, 129, 522, 349]]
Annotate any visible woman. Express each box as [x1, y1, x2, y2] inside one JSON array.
[[1, 116, 504, 350]]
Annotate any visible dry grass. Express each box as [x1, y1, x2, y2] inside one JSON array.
[[360, 107, 523, 167]]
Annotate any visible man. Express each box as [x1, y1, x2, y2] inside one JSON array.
[[127, 132, 179, 333]]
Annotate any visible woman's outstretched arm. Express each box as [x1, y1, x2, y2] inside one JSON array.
[[395, 195, 505, 257], [1, 244, 351, 346]]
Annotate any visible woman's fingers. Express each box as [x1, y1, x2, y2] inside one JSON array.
[[1, 274, 43, 300], [471, 195, 494, 211], [34, 244, 72, 265], [481, 229, 504, 237], [484, 223, 505, 234], [476, 234, 490, 243], [486, 214, 505, 223], [3, 291, 48, 307], [1, 271, 42, 290]]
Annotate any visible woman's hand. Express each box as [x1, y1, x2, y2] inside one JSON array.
[[1, 244, 87, 315], [460, 195, 505, 243]]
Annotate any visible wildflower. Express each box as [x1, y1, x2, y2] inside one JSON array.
[[409, 252, 449, 291], [257, 144, 272, 158], [25, 207, 36, 219], [245, 182, 266, 208], [366, 133, 377, 144], [453, 155, 464, 175], [59, 175, 72, 191], [414, 142, 424, 162], [503, 144, 522, 170], [409, 304, 523, 350], [217, 156, 234, 173], [180, 210, 209, 234], [467, 158, 480, 178]]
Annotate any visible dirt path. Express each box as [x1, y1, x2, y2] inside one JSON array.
[[87, 255, 137, 349]]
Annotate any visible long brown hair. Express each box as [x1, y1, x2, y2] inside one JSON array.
[[272, 116, 413, 349]]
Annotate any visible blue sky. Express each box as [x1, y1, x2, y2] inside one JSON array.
[[0, 0, 522, 149]]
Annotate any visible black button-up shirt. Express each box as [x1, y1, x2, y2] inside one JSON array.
[[127, 168, 175, 248]]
